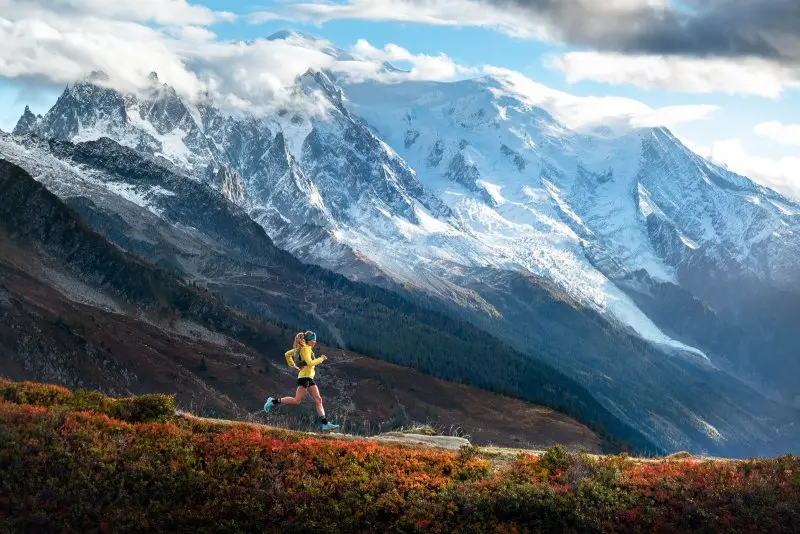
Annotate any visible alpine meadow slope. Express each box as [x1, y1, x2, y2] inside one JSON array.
[[6, 31, 800, 456]]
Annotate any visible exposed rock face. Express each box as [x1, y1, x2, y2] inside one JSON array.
[[374, 432, 471, 451], [212, 166, 246, 205], [12, 106, 39, 136]]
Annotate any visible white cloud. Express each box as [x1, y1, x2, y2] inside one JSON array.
[[251, 0, 672, 41], [0, 0, 234, 26], [248, 11, 284, 25], [173, 25, 217, 43], [754, 120, 800, 148], [686, 137, 800, 200], [628, 105, 720, 128], [550, 52, 800, 98], [484, 67, 718, 132], [249, 0, 552, 40], [0, 0, 233, 99], [352, 39, 478, 81], [0, 15, 206, 97]]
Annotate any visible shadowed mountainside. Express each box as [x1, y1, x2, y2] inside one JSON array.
[[0, 158, 608, 451]]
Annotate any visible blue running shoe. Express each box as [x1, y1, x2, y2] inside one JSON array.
[[321, 422, 340, 431], [263, 396, 274, 414]]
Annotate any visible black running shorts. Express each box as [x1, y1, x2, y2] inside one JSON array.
[[297, 377, 316, 388]]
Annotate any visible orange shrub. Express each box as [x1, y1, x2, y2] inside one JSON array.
[[0, 380, 798, 533]]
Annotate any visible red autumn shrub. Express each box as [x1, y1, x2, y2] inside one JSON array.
[[0, 380, 798, 533]]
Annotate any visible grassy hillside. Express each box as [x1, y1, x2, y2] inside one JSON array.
[[1, 380, 798, 533], [0, 237, 602, 451]]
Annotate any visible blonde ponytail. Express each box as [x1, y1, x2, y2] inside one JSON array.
[[293, 332, 306, 350]]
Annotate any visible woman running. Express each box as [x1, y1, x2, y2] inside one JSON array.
[[263, 330, 340, 431]]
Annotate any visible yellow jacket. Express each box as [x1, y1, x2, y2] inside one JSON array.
[[284, 345, 325, 379]]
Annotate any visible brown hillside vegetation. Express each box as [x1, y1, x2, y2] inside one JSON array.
[[0, 233, 598, 450], [1, 380, 798, 533]]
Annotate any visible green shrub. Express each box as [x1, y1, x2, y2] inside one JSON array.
[[68, 388, 114, 413], [110, 394, 176, 423], [0, 378, 72, 406], [67, 390, 175, 423], [588, 458, 621, 487], [0, 379, 175, 424], [540, 444, 573, 473]]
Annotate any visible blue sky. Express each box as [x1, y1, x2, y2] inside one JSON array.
[[1, 0, 798, 197]]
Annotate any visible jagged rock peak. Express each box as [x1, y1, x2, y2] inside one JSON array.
[[13, 106, 39, 135], [85, 70, 111, 84], [300, 69, 345, 108]]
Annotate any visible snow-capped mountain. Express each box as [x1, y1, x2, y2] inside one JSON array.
[[340, 74, 800, 390], [344, 75, 800, 293], [15, 66, 710, 357], [8, 30, 800, 454]]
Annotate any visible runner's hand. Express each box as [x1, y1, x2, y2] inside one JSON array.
[[321, 355, 328, 361]]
